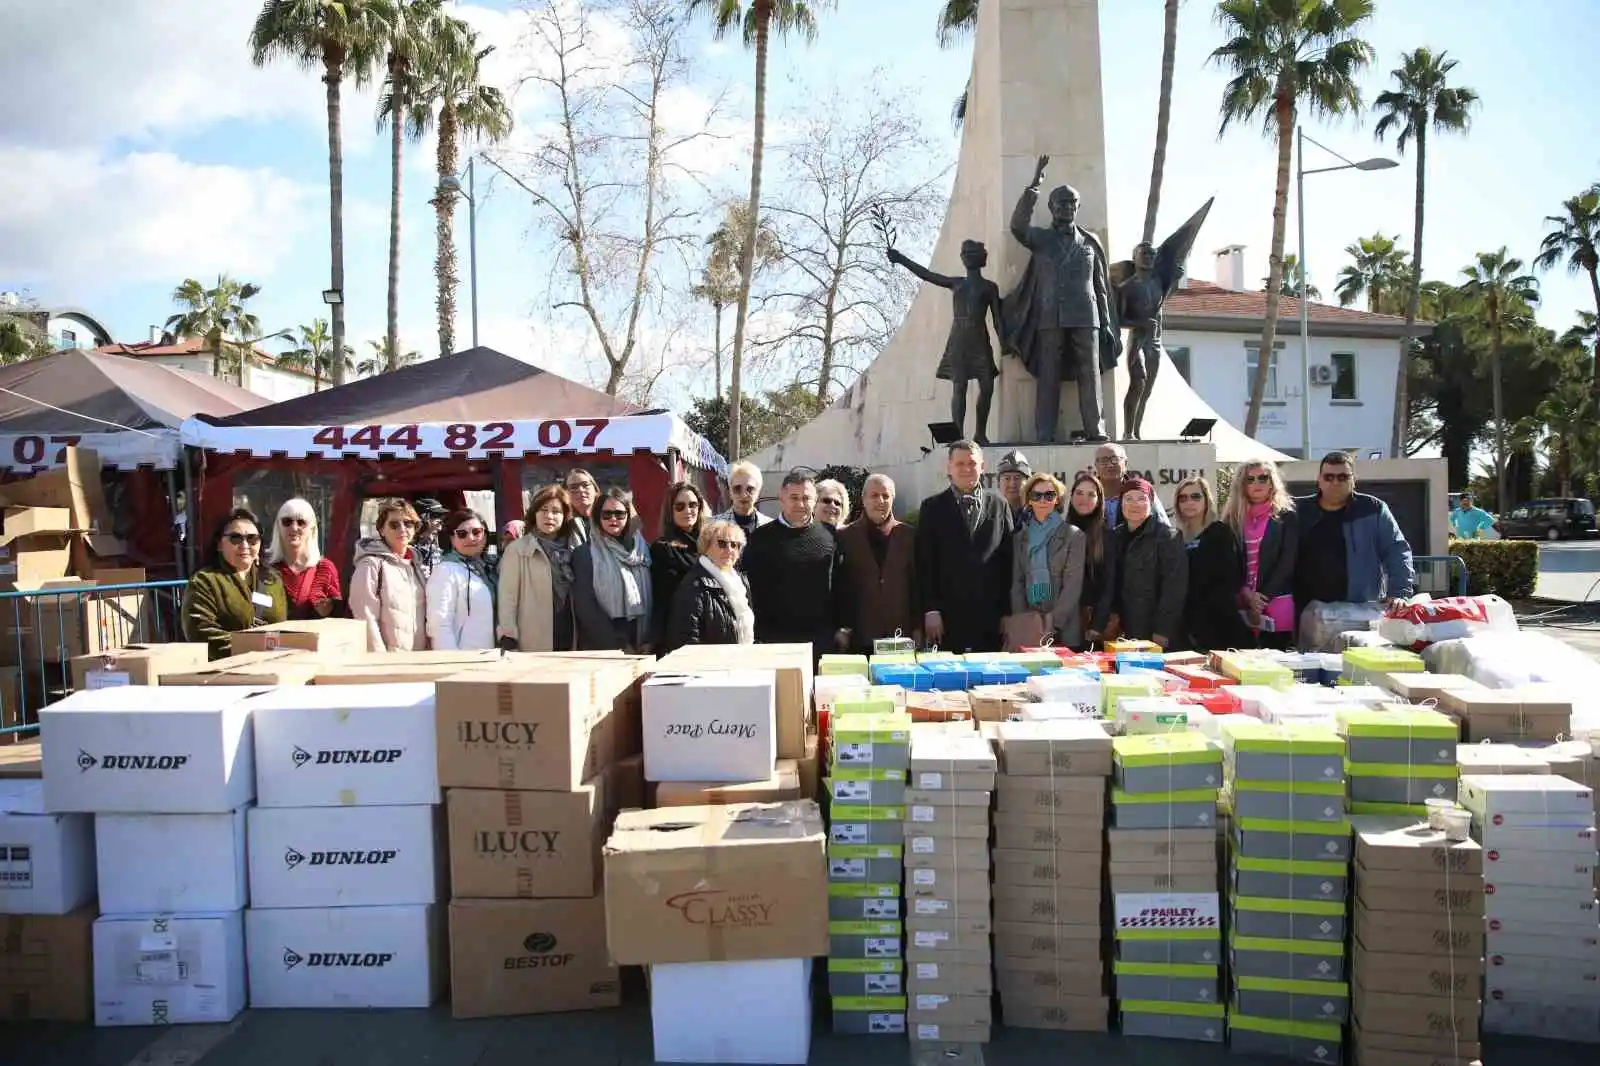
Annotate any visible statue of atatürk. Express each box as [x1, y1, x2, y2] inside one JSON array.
[[1111, 197, 1214, 440], [1000, 156, 1120, 444], [887, 239, 1002, 444]]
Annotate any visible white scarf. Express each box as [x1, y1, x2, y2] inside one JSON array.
[[700, 554, 755, 645]]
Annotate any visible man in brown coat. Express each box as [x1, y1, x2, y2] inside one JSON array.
[[836, 473, 919, 652]]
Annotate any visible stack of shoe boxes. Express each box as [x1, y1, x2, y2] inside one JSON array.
[[826, 707, 912, 1037], [903, 729, 995, 1044], [993, 719, 1112, 1032], [1459, 774, 1599, 1044], [1109, 733, 1223, 1043], [1350, 818, 1484, 1066], [1222, 719, 1350, 1063], [1340, 707, 1459, 819]]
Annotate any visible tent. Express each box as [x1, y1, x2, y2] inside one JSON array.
[[180, 347, 727, 559]]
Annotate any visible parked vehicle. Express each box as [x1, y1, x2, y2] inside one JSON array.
[[1495, 497, 1598, 541]]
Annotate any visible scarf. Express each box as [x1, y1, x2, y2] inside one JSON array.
[[590, 531, 652, 621], [443, 549, 497, 615], [1025, 512, 1065, 609], [700, 554, 755, 645], [537, 535, 575, 606], [1243, 501, 1273, 591]]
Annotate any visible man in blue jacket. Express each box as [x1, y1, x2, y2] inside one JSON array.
[[1293, 452, 1415, 610]]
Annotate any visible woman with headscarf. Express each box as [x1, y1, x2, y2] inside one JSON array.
[[425, 508, 497, 650], [498, 484, 579, 651], [182, 508, 288, 659], [664, 519, 755, 652], [269, 497, 342, 621], [1100, 477, 1188, 650], [571, 488, 653, 652]]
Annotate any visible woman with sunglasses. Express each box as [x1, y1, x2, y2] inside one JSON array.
[[1068, 473, 1117, 646], [498, 484, 579, 651], [815, 479, 851, 529], [1006, 473, 1086, 649], [663, 519, 755, 652], [649, 481, 707, 646], [426, 509, 497, 650], [572, 488, 654, 652], [1175, 476, 1250, 652], [182, 508, 288, 659], [269, 498, 341, 621], [350, 498, 428, 652], [1221, 458, 1299, 647]]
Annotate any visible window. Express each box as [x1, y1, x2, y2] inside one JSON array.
[[60, 328, 77, 346], [1330, 351, 1357, 401], [1168, 346, 1192, 384], [1244, 343, 1283, 401]]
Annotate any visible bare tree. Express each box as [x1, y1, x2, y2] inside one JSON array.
[[755, 84, 946, 404], [497, 0, 726, 394]]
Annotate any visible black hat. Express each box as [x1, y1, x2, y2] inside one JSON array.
[[413, 497, 446, 517], [998, 450, 1032, 477]]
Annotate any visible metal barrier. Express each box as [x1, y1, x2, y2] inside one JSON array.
[[1413, 554, 1469, 597], [1, 579, 188, 741]]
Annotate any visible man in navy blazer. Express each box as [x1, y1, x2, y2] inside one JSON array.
[[914, 441, 1015, 654]]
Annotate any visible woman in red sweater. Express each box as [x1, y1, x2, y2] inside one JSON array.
[[269, 498, 342, 620]]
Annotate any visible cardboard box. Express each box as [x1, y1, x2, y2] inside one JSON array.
[[1350, 1023, 1481, 1065], [797, 734, 819, 800], [994, 885, 1101, 925], [1356, 821, 1483, 876], [654, 761, 800, 807], [651, 958, 812, 1063], [1352, 942, 1483, 997], [1441, 689, 1573, 742], [447, 781, 606, 899], [1107, 827, 1213, 864], [1001, 995, 1110, 1032], [4, 570, 150, 665], [996, 719, 1113, 777], [1353, 905, 1484, 958], [245, 904, 441, 1009], [968, 683, 1031, 722], [995, 774, 1107, 816], [229, 618, 368, 657], [603, 800, 826, 964], [0, 739, 39, 777], [993, 920, 1102, 959], [0, 779, 95, 915], [1350, 986, 1479, 1041], [251, 683, 438, 808], [642, 671, 776, 783], [69, 642, 210, 691], [93, 911, 246, 1026], [248, 804, 442, 909], [904, 834, 989, 866], [992, 812, 1104, 854], [96, 807, 248, 914], [607, 752, 645, 814], [39, 684, 259, 814], [161, 650, 321, 686], [0, 904, 94, 1020], [654, 643, 811, 760], [448, 896, 620, 1018], [1458, 773, 1594, 825], [992, 850, 1104, 890]]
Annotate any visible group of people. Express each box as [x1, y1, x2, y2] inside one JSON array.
[[180, 441, 1415, 662]]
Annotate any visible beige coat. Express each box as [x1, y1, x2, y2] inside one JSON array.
[[348, 536, 427, 651], [497, 533, 556, 651]]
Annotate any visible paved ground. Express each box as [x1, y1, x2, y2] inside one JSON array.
[[1534, 539, 1600, 604]]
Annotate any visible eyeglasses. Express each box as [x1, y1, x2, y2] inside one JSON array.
[[1177, 492, 1204, 502], [1320, 472, 1353, 483], [673, 500, 700, 512], [714, 538, 744, 551], [1244, 474, 1273, 485], [453, 527, 486, 539], [1029, 491, 1058, 502], [565, 481, 593, 493], [385, 518, 418, 532], [1094, 456, 1121, 467], [280, 516, 309, 528], [224, 532, 261, 547], [600, 510, 629, 521]]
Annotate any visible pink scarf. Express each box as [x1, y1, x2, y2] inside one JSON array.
[[1243, 501, 1273, 591]]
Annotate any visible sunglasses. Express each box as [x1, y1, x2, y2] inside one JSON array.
[[818, 498, 843, 507], [385, 518, 418, 531], [1029, 491, 1058, 502], [1177, 491, 1204, 502], [224, 532, 261, 546], [1321, 472, 1352, 483], [673, 500, 700, 512], [280, 516, 309, 528], [1244, 474, 1273, 485], [453, 527, 486, 539], [714, 538, 744, 551], [600, 510, 629, 521]]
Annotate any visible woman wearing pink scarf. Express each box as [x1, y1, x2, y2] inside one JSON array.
[[1221, 459, 1299, 647]]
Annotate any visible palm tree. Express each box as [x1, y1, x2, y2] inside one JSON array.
[[693, 201, 781, 399], [1461, 248, 1540, 510], [1210, 0, 1375, 440], [359, 338, 421, 378], [1334, 233, 1410, 313], [1373, 46, 1480, 458], [165, 276, 263, 381], [1143, 0, 1182, 245], [249, 0, 390, 386], [1564, 311, 1598, 352], [1534, 184, 1600, 381], [421, 27, 512, 359], [688, 0, 831, 461], [1265, 254, 1320, 300], [936, 0, 979, 128], [281, 318, 354, 391]]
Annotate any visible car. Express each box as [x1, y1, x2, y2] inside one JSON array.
[[1494, 497, 1598, 541]]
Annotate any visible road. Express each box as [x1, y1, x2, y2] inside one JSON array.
[[1534, 539, 1600, 604]]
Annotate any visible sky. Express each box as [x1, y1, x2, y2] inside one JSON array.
[[1, 0, 1595, 409]]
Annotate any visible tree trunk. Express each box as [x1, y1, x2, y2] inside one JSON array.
[[1246, 96, 1296, 440], [713, 302, 724, 398], [1141, 0, 1179, 246], [726, 11, 771, 461], [1491, 304, 1507, 510], [1588, 263, 1600, 385], [323, 51, 347, 385], [1392, 128, 1427, 458], [436, 105, 460, 360], [386, 55, 404, 373]]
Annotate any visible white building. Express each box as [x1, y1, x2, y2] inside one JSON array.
[[44, 307, 114, 350], [1161, 247, 1419, 460], [96, 336, 317, 403]]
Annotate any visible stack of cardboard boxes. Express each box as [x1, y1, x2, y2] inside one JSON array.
[[1222, 719, 1350, 1063], [1109, 733, 1224, 1043], [1350, 819, 1485, 1066], [1459, 774, 1599, 1043], [993, 718, 1112, 1033], [903, 728, 995, 1044], [0, 777, 95, 1022], [1439, 687, 1573, 744], [1340, 706, 1459, 819]]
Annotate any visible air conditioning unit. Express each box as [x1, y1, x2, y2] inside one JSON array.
[[1310, 364, 1335, 386]]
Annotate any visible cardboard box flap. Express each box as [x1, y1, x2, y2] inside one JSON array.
[[0, 448, 113, 530], [606, 801, 823, 862]]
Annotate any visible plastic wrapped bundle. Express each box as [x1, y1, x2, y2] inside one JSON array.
[[1297, 601, 1383, 653], [1376, 594, 1517, 650]]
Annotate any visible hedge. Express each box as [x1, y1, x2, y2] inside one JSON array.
[[1447, 537, 1539, 599]]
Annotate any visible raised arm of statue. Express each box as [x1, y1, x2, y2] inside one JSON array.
[[887, 247, 958, 290], [1010, 185, 1041, 249]]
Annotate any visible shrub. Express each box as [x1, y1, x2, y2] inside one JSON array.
[[1448, 538, 1539, 599]]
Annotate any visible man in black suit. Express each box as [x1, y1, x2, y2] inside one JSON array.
[[914, 440, 1015, 654]]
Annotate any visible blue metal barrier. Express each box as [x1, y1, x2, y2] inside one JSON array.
[[1413, 554, 1469, 597], [0, 579, 188, 741]]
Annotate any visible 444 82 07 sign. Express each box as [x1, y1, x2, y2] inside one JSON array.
[[308, 419, 612, 455]]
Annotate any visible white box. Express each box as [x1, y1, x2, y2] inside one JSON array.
[[93, 911, 247, 1027], [247, 805, 442, 909], [813, 674, 869, 716], [0, 779, 95, 915], [1485, 887, 1598, 927], [1113, 892, 1221, 932], [40, 685, 261, 813], [1118, 696, 1190, 736], [1461, 774, 1596, 823], [650, 958, 812, 1064], [97, 807, 249, 914], [1488, 922, 1600, 962], [250, 684, 438, 807], [642, 671, 776, 783], [1483, 847, 1597, 891], [1486, 952, 1600, 997], [245, 904, 441, 1009], [1027, 672, 1101, 715]]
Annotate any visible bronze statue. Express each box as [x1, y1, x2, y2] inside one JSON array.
[[1000, 155, 1120, 444], [1111, 198, 1214, 440], [886, 239, 1002, 444]]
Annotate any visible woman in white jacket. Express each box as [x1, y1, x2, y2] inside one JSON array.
[[425, 508, 497, 650]]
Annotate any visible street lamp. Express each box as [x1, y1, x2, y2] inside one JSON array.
[[1295, 129, 1398, 458], [439, 158, 478, 351]]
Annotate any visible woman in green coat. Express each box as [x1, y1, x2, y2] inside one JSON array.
[[182, 508, 288, 659]]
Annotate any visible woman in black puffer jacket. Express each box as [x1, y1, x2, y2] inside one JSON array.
[[663, 519, 755, 652]]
